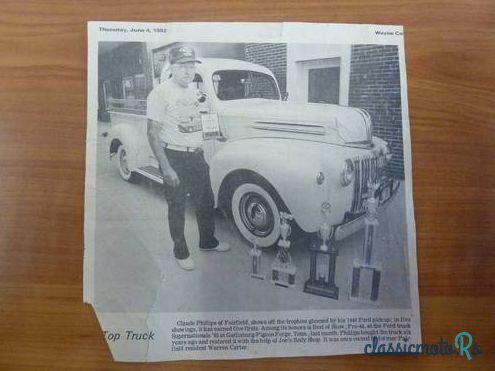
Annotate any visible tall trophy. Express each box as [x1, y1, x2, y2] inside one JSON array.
[[249, 238, 264, 280], [303, 203, 339, 299], [271, 212, 296, 287], [350, 180, 382, 303]]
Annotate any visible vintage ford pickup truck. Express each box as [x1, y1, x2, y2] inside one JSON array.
[[108, 58, 399, 247]]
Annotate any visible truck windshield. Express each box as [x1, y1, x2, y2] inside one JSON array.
[[212, 70, 280, 101]]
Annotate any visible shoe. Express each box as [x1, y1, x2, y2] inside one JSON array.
[[199, 241, 231, 252], [176, 256, 195, 271]]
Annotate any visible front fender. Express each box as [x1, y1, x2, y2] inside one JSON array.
[[210, 138, 347, 232]]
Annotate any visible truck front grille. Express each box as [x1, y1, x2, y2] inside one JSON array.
[[350, 155, 386, 213]]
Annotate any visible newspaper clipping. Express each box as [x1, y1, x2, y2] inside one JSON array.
[[84, 21, 420, 362]]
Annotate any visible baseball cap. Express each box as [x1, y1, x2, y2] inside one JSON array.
[[169, 46, 202, 64]]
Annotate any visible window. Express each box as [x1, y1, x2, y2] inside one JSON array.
[[122, 74, 147, 100], [212, 70, 280, 101], [308, 67, 340, 104], [122, 76, 134, 99], [295, 57, 344, 105]]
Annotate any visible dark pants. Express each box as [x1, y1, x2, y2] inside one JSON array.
[[162, 148, 218, 259]]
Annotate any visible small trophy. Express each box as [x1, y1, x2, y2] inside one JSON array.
[[249, 239, 264, 280], [350, 180, 382, 303], [271, 212, 296, 288], [303, 203, 339, 299]]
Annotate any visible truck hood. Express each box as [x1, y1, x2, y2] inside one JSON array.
[[218, 99, 372, 146]]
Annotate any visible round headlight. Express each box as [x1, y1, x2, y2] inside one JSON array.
[[341, 159, 355, 187]]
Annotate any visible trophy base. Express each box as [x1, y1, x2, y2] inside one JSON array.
[[349, 259, 381, 303], [250, 273, 265, 280], [303, 280, 339, 299], [271, 262, 296, 288], [272, 280, 294, 288]]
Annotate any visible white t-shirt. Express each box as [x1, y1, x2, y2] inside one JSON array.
[[146, 79, 204, 148]]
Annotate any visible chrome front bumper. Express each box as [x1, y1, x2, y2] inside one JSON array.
[[334, 178, 401, 241]]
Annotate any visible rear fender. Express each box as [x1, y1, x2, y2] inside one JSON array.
[[109, 123, 145, 171]]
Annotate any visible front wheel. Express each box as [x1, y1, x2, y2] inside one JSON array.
[[116, 145, 138, 182], [231, 182, 282, 247]]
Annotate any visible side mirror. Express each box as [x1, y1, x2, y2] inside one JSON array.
[[282, 92, 289, 101]]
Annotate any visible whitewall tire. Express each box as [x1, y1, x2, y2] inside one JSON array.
[[231, 182, 282, 247], [117, 145, 137, 182]]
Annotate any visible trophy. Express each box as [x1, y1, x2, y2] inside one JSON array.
[[271, 212, 296, 288], [303, 203, 339, 299], [350, 180, 382, 303], [249, 239, 264, 280]]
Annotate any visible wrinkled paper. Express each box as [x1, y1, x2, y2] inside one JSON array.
[[84, 21, 420, 362]]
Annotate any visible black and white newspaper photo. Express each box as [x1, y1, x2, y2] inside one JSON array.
[[84, 21, 420, 362]]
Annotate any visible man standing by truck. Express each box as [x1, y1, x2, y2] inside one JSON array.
[[146, 46, 230, 271]]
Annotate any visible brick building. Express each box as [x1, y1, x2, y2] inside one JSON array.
[[348, 45, 403, 178], [245, 43, 287, 96]]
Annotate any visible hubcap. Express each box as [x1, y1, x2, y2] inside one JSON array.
[[239, 192, 274, 237]]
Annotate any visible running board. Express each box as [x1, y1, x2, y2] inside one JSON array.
[[135, 166, 164, 184]]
